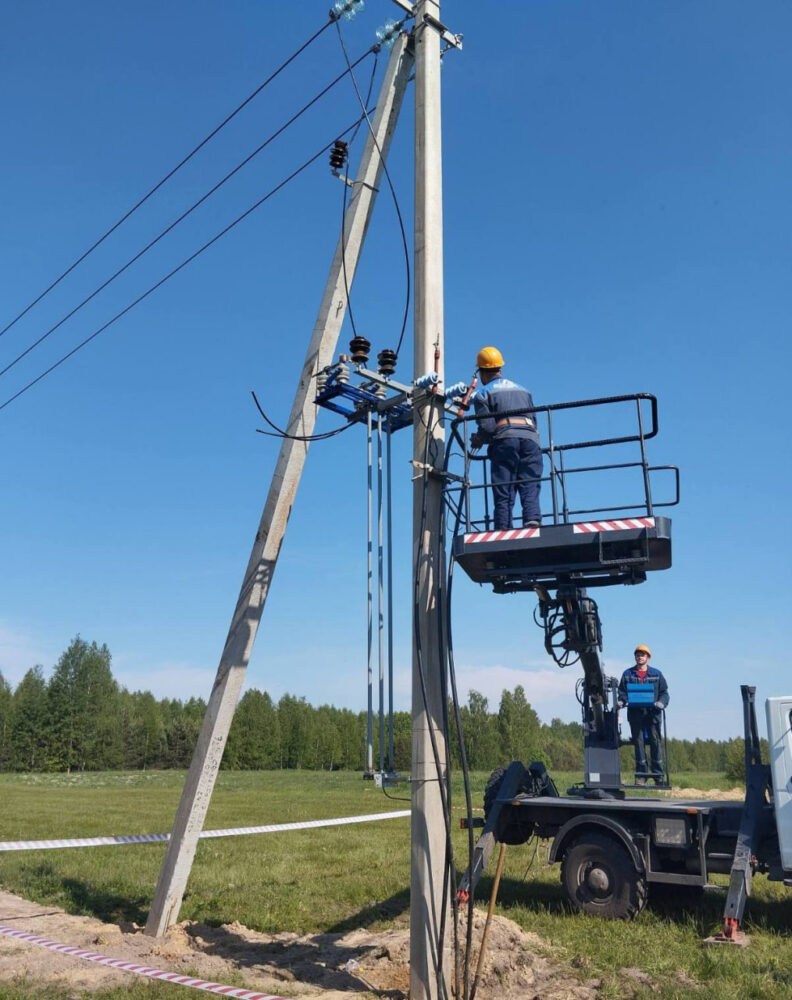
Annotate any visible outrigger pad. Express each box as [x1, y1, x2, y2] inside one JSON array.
[[451, 516, 672, 590]]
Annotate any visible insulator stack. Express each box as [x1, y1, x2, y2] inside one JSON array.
[[445, 380, 468, 399], [414, 372, 440, 390], [375, 18, 400, 49], [377, 349, 397, 377], [349, 336, 371, 364], [329, 139, 348, 172], [332, 0, 364, 21]]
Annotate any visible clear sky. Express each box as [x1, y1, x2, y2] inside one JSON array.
[[1, 1, 789, 742]]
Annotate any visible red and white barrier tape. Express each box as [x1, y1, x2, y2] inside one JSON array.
[[0, 924, 285, 999], [0, 809, 410, 853]]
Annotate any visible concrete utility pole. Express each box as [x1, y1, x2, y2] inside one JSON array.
[[410, 2, 448, 998], [145, 33, 414, 937]]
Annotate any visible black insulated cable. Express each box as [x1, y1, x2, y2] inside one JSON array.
[[0, 113, 373, 413], [334, 20, 411, 358], [339, 50, 380, 344], [0, 47, 377, 383], [251, 390, 353, 443], [0, 16, 335, 342]]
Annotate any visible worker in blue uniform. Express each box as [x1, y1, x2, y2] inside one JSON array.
[[470, 346, 543, 531], [618, 644, 669, 784]]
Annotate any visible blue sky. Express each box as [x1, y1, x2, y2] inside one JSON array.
[[0, 0, 789, 742]]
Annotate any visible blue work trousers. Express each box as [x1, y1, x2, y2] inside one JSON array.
[[627, 708, 663, 781], [488, 437, 542, 530]]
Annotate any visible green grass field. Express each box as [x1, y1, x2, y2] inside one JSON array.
[[0, 770, 790, 1000]]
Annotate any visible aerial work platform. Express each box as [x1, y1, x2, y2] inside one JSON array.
[[445, 392, 678, 593], [452, 515, 672, 591]]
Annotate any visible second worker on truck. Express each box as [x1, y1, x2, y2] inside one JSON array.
[[618, 644, 670, 784], [470, 346, 543, 531]]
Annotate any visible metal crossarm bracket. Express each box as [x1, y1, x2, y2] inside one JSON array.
[[390, 0, 463, 49]]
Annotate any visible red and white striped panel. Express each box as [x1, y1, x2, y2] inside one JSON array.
[[573, 517, 655, 534], [464, 527, 540, 544]]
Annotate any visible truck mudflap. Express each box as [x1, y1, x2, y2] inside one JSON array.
[[549, 813, 645, 874]]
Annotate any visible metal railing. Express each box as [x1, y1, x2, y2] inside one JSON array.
[[445, 392, 679, 533]]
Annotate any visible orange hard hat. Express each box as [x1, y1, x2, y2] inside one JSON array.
[[476, 346, 505, 369], [634, 644, 652, 656]]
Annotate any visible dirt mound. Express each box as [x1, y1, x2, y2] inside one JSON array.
[[0, 889, 598, 999]]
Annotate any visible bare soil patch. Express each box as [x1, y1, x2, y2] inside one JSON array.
[[0, 889, 599, 999]]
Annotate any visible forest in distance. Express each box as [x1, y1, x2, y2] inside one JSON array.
[[0, 636, 751, 778]]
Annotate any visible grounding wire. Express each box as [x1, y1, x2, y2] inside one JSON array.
[[0, 16, 336, 342], [339, 49, 380, 345], [0, 47, 378, 383], [335, 19, 411, 358], [0, 114, 373, 414]]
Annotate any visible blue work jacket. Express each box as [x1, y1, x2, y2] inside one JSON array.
[[472, 376, 540, 444], [618, 665, 669, 712]]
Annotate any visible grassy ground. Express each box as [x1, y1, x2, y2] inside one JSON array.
[[0, 769, 789, 1000]]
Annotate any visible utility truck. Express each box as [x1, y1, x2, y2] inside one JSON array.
[[445, 390, 790, 941], [463, 686, 792, 941]]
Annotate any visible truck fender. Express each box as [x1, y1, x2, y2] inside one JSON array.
[[548, 814, 645, 873]]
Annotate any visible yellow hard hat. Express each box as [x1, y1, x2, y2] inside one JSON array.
[[634, 644, 652, 657], [476, 346, 505, 369]]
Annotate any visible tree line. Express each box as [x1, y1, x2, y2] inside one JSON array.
[[0, 637, 740, 776]]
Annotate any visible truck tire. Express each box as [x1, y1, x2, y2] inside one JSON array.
[[561, 831, 647, 920], [483, 765, 532, 845], [483, 766, 507, 820]]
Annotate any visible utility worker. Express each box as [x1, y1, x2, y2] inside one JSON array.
[[617, 644, 669, 785], [470, 346, 543, 531]]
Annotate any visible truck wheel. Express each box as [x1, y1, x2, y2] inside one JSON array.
[[483, 766, 507, 820], [561, 831, 647, 920], [483, 765, 532, 845]]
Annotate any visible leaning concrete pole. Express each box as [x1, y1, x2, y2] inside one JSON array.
[[410, 3, 448, 999], [145, 33, 414, 937]]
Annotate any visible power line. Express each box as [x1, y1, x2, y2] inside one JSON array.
[[0, 48, 377, 383], [0, 15, 335, 343], [0, 114, 372, 414]]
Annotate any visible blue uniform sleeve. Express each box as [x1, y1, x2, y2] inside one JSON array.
[[473, 390, 497, 441], [617, 670, 629, 705], [655, 669, 669, 708]]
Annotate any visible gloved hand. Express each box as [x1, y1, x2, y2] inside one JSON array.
[[470, 431, 484, 449], [654, 701, 664, 709]]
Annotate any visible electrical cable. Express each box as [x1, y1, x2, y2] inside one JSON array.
[[0, 16, 335, 342], [443, 438, 476, 1000], [251, 390, 354, 443], [339, 50, 380, 345], [0, 48, 377, 383], [411, 393, 455, 1000], [335, 19, 411, 357], [0, 114, 372, 413]]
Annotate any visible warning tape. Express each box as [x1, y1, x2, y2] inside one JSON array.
[[0, 924, 285, 999], [0, 809, 411, 853]]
